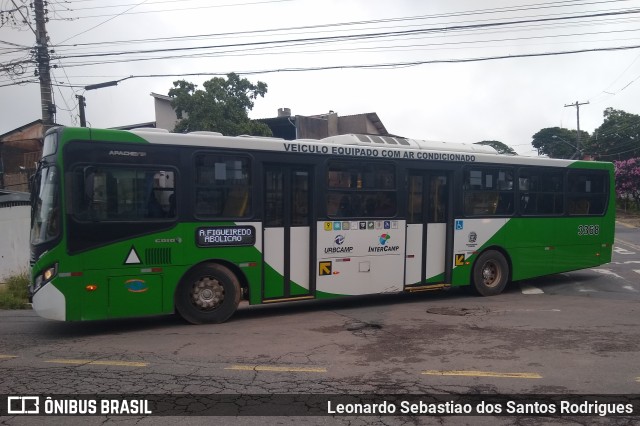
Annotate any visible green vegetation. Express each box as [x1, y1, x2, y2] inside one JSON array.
[[169, 72, 272, 136], [531, 108, 640, 161], [474, 140, 517, 155], [0, 274, 30, 309]]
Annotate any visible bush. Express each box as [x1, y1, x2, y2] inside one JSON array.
[[0, 274, 30, 309], [614, 158, 640, 211]]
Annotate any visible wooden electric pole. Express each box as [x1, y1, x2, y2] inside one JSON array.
[[564, 100, 589, 159], [33, 0, 55, 128]]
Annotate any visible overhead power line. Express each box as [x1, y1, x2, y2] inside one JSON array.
[[47, 0, 631, 20], [1, 42, 634, 86], [51, 8, 640, 61], [58, 0, 150, 44]]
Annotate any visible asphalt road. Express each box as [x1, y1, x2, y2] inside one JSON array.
[[0, 223, 639, 425]]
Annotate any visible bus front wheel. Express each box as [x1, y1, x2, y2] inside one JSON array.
[[175, 263, 241, 324], [472, 250, 509, 296]]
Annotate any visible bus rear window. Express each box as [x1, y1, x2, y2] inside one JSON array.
[[567, 170, 608, 215]]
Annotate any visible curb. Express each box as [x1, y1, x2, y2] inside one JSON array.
[[616, 220, 638, 229]]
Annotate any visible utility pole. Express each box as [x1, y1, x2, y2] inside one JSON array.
[[564, 100, 589, 158], [33, 0, 55, 128], [76, 95, 86, 127]]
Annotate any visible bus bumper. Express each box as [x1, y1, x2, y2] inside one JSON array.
[[32, 283, 66, 321]]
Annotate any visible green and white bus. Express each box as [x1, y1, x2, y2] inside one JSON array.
[[29, 126, 615, 324]]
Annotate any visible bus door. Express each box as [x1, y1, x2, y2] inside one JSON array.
[[262, 165, 314, 301], [405, 172, 453, 286]]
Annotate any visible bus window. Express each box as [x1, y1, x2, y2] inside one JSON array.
[[73, 166, 175, 221], [195, 154, 251, 219], [265, 168, 284, 227], [292, 170, 310, 226], [30, 165, 60, 245], [428, 175, 448, 223], [407, 174, 448, 223], [518, 168, 564, 216], [463, 167, 514, 216], [567, 170, 608, 215], [326, 161, 396, 218], [407, 175, 424, 223]]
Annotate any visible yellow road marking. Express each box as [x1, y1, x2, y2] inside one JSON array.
[[225, 364, 327, 373], [45, 359, 147, 367], [0, 355, 18, 359], [422, 369, 542, 379]]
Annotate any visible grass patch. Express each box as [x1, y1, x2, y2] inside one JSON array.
[[0, 274, 30, 309]]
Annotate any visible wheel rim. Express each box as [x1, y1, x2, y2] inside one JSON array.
[[191, 276, 225, 310], [481, 260, 502, 288]]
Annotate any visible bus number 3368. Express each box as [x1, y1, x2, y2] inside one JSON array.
[[578, 225, 600, 236]]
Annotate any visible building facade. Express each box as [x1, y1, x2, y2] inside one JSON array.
[[0, 120, 47, 191]]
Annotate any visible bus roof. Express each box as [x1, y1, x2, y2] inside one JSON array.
[[123, 128, 497, 154], [55, 126, 612, 169]]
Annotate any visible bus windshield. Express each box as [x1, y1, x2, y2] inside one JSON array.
[[30, 165, 60, 245]]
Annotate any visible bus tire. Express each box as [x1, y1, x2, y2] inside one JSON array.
[[175, 263, 241, 324], [472, 250, 509, 296]]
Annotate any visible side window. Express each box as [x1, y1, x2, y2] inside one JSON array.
[[326, 161, 396, 218], [567, 170, 608, 215], [428, 175, 448, 223], [518, 168, 564, 216], [407, 174, 448, 224], [195, 154, 251, 218], [407, 175, 424, 223], [264, 167, 310, 227], [73, 166, 176, 221], [264, 168, 284, 227], [463, 168, 514, 216]]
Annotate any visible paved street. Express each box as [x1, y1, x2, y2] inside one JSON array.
[[0, 223, 638, 425]]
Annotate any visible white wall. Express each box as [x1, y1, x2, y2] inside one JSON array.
[[154, 97, 180, 131], [0, 205, 30, 281]]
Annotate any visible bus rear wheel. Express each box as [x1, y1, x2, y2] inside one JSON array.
[[175, 263, 241, 324], [472, 250, 509, 296]]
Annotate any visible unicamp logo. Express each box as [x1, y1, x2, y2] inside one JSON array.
[[369, 234, 399, 253]]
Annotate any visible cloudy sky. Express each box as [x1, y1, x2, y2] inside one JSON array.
[[1, 0, 640, 154]]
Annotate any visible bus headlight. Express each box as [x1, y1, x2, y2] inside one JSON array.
[[43, 266, 56, 281], [33, 263, 58, 294]]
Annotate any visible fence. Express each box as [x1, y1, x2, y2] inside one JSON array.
[[0, 197, 30, 282]]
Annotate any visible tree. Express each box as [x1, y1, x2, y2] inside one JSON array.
[[531, 127, 588, 159], [168, 73, 272, 136], [614, 158, 640, 210], [474, 140, 517, 155], [586, 108, 640, 161]]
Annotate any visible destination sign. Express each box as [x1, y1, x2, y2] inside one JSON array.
[[196, 226, 256, 247]]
